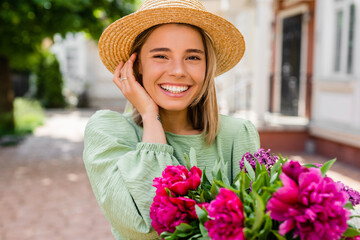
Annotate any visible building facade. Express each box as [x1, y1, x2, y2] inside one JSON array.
[[311, 0, 360, 166]]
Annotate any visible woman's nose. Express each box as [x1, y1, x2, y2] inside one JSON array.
[[168, 59, 186, 78]]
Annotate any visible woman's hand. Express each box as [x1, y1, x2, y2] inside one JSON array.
[[113, 53, 159, 118], [113, 53, 166, 144]]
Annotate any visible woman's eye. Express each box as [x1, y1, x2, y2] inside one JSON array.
[[188, 56, 201, 60], [154, 55, 167, 59]]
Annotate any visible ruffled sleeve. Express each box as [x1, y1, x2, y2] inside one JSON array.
[[83, 110, 179, 240]]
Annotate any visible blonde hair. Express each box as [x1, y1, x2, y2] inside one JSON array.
[[130, 23, 219, 145]]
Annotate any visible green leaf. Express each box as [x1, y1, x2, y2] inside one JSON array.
[[251, 192, 265, 232], [342, 226, 360, 237], [320, 158, 336, 177], [244, 159, 256, 181], [271, 230, 287, 240], [303, 163, 320, 168], [344, 201, 355, 210], [258, 214, 272, 239], [270, 172, 279, 184], [199, 223, 209, 238], [184, 153, 192, 171], [251, 172, 266, 193], [175, 223, 192, 232], [189, 147, 198, 167], [255, 160, 262, 176], [213, 179, 239, 193], [201, 167, 212, 187], [270, 158, 282, 176], [210, 182, 219, 198], [195, 205, 208, 222], [189, 233, 202, 239], [165, 188, 174, 197]]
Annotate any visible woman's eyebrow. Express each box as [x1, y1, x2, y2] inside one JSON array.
[[149, 48, 204, 54], [186, 49, 204, 54], [149, 48, 171, 52]]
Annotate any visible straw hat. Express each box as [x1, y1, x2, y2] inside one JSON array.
[[98, 0, 245, 76]]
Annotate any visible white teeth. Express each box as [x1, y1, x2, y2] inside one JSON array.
[[160, 84, 189, 93]]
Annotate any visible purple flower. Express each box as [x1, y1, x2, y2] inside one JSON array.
[[267, 161, 350, 240], [205, 188, 245, 240], [153, 165, 202, 196], [338, 181, 360, 206], [239, 148, 278, 173], [150, 187, 197, 235]]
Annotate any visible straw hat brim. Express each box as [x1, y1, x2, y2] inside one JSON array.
[[98, 7, 245, 76]]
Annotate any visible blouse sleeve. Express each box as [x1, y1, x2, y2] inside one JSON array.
[[83, 110, 179, 239], [231, 119, 261, 178]]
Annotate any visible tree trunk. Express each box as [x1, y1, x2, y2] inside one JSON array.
[[0, 56, 15, 134]]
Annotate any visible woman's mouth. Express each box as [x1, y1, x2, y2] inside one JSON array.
[[160, 84, 190, 94]]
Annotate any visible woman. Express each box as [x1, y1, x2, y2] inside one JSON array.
[[83, 0, 260, 239]]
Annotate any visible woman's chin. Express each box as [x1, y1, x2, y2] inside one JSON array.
[[158, 105, 190, 113]]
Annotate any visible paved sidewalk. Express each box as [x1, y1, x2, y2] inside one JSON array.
[[0, 109, 359, 240], [0, 110, 112, 240]]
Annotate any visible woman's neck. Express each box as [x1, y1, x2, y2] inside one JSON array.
[[159, 108, 200, 135]]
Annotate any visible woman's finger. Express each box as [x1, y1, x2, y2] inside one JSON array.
[[114, 61, 124, 79], [113, 61, 125, 88], [125, 53, 137, 87]]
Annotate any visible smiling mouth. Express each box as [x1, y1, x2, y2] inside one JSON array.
[[160, 84, 190, 94]]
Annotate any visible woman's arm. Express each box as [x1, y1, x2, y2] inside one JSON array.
[[83, 111, 179, 239]]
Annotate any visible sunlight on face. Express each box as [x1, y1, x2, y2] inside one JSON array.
[[139, 24, 206, 113]]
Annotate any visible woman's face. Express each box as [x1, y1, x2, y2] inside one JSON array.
[[139, 24, 206, 112]]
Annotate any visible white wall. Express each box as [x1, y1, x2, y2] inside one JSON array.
[[311, 0, 360, 147], [52, 33, 126, 109]]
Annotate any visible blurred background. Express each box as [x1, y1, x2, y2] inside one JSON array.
[[0, 0, 359, 239]]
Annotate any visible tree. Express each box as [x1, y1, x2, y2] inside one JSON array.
[[0, 0, 137, 134]]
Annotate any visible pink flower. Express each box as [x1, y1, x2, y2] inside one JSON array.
[[153, 165, 202, 196], [205, 188, 245, 240], [150, 187, 197, 235], [267, 161, 350, 240], [345, 236, 360, 240]]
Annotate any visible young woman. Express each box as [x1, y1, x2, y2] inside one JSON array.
[[84, 0, 260, 239]]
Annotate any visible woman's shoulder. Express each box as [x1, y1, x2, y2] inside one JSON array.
[[218, 114, 258, 137], [219, 114, 255, 129], [87, 109, 133, 126], [85, 109, 139, 137]]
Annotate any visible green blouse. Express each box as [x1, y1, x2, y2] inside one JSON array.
[[83, 110, 260, 240]]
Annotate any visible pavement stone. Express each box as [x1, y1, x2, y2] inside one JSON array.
[[0, 109, 359, 240]]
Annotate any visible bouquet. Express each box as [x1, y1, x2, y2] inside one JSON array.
[[150, 148, 360, 240]]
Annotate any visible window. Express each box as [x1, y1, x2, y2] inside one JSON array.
[[347, 4, 355, 74], [333, 0, 356, 75], [334, 10, 343, 72]]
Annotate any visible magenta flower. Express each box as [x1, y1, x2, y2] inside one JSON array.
[[205, 188, 245, 240], [345, 236, 360, 240], [267, 161, 350, 240], [153, 165, 202, 196], [150, 187, 197, 235]]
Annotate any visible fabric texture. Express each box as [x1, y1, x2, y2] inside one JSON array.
[[83, 110, 260, 240]]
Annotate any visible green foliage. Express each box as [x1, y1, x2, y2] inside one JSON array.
[[0, 112, 14, 135], [14, 97, 44, 135], [0, 97, 44, 137], [34, 52, 66, 108], [0, 0, 137, 69]]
